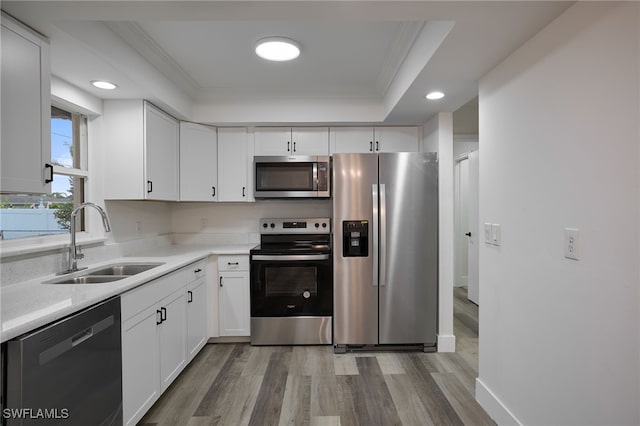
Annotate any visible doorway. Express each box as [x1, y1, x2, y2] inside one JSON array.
[[454, 150, 479, 305]]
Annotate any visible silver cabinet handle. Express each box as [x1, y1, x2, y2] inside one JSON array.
[[379, 183, 387, 287], [372, 184, 379, 287]]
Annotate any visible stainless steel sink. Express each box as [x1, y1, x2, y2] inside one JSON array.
[[87, 263, 164, 276], [48, 275, 128, 284], [44, 262, 164, 284]]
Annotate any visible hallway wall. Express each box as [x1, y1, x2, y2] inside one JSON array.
[[477, 2, 640, 424]]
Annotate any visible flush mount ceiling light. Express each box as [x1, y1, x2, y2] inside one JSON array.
[[425, 91, 445, 100], [255, 37, 301, 62], [91, 80, 118, 90]]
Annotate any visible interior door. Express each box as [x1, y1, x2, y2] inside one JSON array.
[[378, 152, 438, 345], [455, 158, 470, 287], [467, 150, 480, 305]]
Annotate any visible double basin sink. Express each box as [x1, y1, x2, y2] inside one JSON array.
[[44, 262, 164, 285]]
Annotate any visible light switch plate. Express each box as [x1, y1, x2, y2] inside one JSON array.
[[564, 228, 581, 260], [491, 224, 501, 246], [484, 223, 492, 244]]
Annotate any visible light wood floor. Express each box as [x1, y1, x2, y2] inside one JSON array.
[[141, 287, 493, 426]]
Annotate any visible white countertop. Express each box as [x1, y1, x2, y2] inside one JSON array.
[[1, 244, 255, 342]]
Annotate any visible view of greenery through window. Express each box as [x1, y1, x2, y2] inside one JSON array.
[[0, 106, 86, 240]]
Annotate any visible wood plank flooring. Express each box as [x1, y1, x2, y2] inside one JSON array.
[[140, 287, 494, 426]]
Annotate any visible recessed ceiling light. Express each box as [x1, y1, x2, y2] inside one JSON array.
[[255, 37, 301, 62], [91, 80, 118, 90], [426, 91, 445, 100]]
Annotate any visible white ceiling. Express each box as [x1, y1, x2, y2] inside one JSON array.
[[2, 1, 573, 126]]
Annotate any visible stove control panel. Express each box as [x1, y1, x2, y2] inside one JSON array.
[[260, 218, 330, 234]]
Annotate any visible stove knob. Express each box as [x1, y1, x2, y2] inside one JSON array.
[[322, 222, 327, 228], [262, 223, 268, 228], [315, 223, 320, 228], [270, 223, 275, 228]]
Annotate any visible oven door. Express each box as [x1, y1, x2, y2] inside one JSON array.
[[250, 254, 332, 317]]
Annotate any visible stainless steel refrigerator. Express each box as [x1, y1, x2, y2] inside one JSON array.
[[332, 152, 438, 352]]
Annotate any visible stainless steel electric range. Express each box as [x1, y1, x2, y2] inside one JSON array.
[[250, 218, 332, 345]]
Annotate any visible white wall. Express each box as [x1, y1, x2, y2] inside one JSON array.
[[422, 112, 455, 352], [476, 2, 639, 425]]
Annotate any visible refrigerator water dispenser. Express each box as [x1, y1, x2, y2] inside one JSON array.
[[342, 220, 369, 257]]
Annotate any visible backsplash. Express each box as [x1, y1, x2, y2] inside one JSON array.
[[1, 200, 332, 286], [171, 200, 332, 235], [0, 236, 173, 287]]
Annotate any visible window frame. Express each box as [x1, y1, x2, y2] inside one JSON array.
[[0, 103, 95, 255]]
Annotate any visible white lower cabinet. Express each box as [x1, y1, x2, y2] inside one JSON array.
[[158, 289, 187, 392], [121, 260, 208, 426], [218, 255, 250, 337], [187, 275, 208, 361], [122, 303, 160, 426]]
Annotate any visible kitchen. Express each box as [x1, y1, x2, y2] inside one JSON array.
[[1, 1, 639, 426]]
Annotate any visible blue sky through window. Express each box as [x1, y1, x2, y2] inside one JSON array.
[[51, 117, 72, 195]]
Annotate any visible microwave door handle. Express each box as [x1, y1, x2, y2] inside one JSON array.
[[313, 162, 318, 191]]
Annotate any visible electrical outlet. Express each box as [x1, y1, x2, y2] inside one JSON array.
[[200, 218, 208, 230], [564, 228, 581, 260], [491, 224, 501, 246], [484, 223, 492, 244]]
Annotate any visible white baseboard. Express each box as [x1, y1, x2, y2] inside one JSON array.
[[475, 377, 522, 425], [437, 334, 456, 352]]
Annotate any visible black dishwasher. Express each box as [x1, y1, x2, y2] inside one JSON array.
[[5, 296, 122, 426]]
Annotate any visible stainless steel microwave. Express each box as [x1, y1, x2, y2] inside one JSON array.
[[254, 156, 330, 198]]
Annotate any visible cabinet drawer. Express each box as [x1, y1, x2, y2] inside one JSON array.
[[218, 255, 249, 271], [185, 260, 207, 282], [122, 267, 191, 321]]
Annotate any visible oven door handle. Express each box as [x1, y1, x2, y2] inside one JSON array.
[[251, 254, 330, 261]]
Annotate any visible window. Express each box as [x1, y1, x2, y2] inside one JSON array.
[[0, 105, 88, 240]]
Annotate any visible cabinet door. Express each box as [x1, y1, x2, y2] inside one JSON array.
[[122, 308, 160, 426], [144, 102, 179, 201], [293, 128, 329, 155], [180, 122, 218, 201], [1, 15, 51, 194], [330, 127, 375, 154], [158, 289, 187, 392], [217, 128, 249, 202], [374, 127, 419, 152], [187, 278, 208, 361], [254, 127, 292, 156], [218, 271, 250, 336]]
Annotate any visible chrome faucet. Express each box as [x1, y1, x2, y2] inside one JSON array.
[[59, 202, 111, 275]]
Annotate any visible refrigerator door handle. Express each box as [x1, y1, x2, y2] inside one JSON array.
[[379, 183, 387, 287], [372, 184, 379, 287]]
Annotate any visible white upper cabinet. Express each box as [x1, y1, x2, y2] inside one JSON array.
[[1, 13, 51, 194], [329, 127, 375, 154], [217, 128, 252, 202], [255, 127, 329, 156], [180, 122, 218, 201], [330, 127, 420, 154], [103, 100, 179, 201], [373, 127, 420, 152]]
